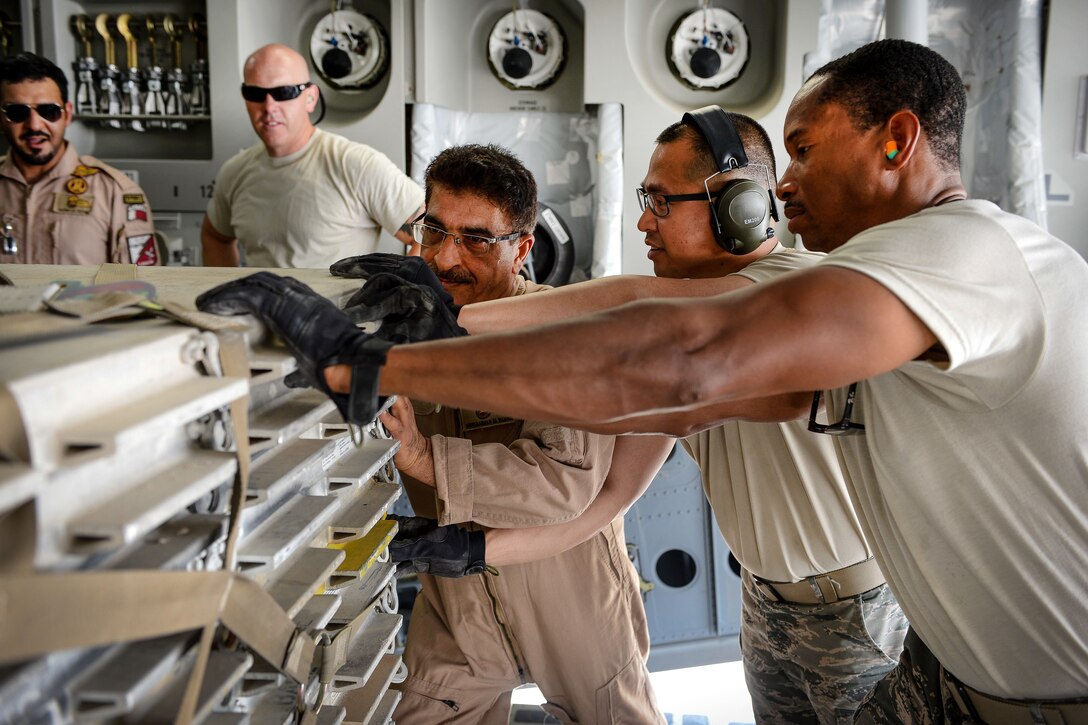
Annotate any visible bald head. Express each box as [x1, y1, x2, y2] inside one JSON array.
[[243, 44, 310, 87], [240, 43, 319, 157]]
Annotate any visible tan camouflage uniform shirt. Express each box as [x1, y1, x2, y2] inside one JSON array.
[[0, 143, 158, 265]]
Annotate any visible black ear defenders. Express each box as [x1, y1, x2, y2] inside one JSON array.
[[681, 106, 779, 255]]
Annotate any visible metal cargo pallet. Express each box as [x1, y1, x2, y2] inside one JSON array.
[[0, 265, 406, 724]]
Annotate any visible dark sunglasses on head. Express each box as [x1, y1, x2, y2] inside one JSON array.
[[240, 82, 313, 103], [1, 103, 64, 123]]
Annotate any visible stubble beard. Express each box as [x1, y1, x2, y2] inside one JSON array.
[[12, 133, 57, 167]]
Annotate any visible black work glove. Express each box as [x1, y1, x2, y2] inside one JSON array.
[[343, 273, 467, 344], [331, 253, 460, 317], [387, 514, 488, 578], [195, 272, 392, 425], [331, 253, 440, 288]]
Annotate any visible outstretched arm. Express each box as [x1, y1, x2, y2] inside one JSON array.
[[325, 266, 936, 434], [483, 435, 675, 566], [459, 273, 752, 334]]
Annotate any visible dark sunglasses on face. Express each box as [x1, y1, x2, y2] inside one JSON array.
[[1, 103, 64, 123], [240, 82, 313, 103]]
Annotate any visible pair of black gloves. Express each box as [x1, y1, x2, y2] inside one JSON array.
[[195, 253, 486, 578]]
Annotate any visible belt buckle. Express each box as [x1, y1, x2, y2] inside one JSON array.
[[752, 578, 782, 602], [808, 575, 836, 604]]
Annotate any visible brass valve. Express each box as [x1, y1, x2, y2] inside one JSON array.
[[94, 13, 116, 67]]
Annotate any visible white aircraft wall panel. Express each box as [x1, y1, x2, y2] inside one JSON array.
[[584, 0, 820, 274], [623, 442, 743, 672], [1042, 0, 1088, 257], [413, 0, 586, 115]]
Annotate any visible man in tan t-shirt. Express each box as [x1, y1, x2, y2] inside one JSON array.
[[0, 52, 158, 265], [201, 44, 422, 268]]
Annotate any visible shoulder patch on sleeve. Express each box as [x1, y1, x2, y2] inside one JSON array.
[[127, 234, 159, 266], [127, 202, 149, 222]]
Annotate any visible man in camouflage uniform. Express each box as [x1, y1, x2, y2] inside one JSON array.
[[0, 52, 158, 265]]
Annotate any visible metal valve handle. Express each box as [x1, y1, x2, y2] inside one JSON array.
[[94, 13, 116, 67], [70, 14, 95, 57], [163, 14, 184, 69], [116, 13, 139, 70]]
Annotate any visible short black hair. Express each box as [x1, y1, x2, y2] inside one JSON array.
[[424, 144, 537, 234], [656, 110, 777, 189], [0, 52, 68, 103], [809, 39, 965, 170]]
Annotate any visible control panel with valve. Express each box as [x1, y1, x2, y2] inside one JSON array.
[[666, 3, 751, 91], [486, 5, 567, 91], [308, 1, 390, 91], [68, 10, 209, 132]]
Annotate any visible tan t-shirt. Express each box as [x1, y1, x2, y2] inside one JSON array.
[[822, 200, 1088, 699], [681, 246, 874, 583], [206, 129, 423, 268], [0, 144, 158, 265]]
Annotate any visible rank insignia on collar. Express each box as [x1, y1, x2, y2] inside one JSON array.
[[65, 177, 88, 195]]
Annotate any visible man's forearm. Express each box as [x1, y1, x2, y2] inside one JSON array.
[[328, 297, 726, 433], [459, 275, 654, 334], [458, 273, 750, 335], [200, 215, 240, 267], [201, 240, 240, 266]]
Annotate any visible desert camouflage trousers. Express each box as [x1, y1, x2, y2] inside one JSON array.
[[854, 628, 1088, 725], [853, 628, 967, 725], [740, 569, 909, 724]]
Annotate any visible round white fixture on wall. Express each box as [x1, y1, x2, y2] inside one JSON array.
[[666, 7, 750, 91], [487, 8, 567, 90], [310, 7, 389, 90]]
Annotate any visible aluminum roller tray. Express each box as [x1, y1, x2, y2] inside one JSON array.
[[0, 264, 407, 724]]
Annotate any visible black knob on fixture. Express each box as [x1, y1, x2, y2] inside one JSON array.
[[502, 46, 533, 79], [322, 46, 352, 79], [690, 46, 721, 78]]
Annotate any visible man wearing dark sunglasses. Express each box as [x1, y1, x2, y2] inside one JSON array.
[[201, 44, 422, 268], [0, 52, 159, 265]]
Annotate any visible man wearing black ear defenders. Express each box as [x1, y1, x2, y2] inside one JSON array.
[[0, 52, 159, 265], [201, 43, 422, 268]]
